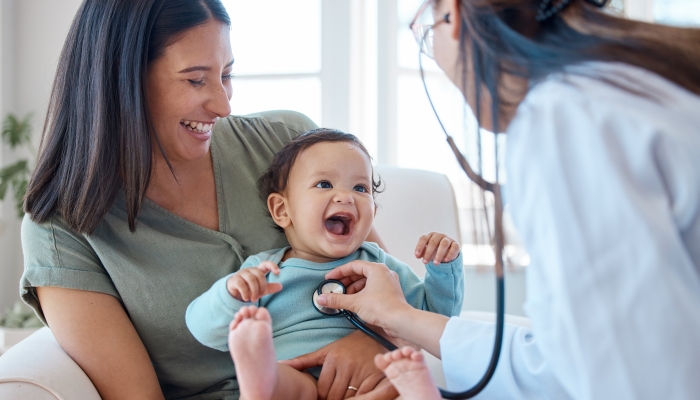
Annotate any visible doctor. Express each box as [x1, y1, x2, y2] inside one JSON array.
[[314, 0, 700, 398]]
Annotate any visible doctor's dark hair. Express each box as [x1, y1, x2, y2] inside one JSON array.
[[24, 0, 230, 233], [258, 129, 383, 204], [439, 0, 700, 134]]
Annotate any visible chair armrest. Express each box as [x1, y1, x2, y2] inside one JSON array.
[[423, 310, 531, 397], [0, 327, 101, 400]]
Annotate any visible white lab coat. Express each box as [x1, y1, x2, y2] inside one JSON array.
[[440, 63, 700, 399]]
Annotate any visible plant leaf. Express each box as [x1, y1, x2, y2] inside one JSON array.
[[0, 160, 29, 201], [0, 160, 29, 180], [1, 113, 32, 149]]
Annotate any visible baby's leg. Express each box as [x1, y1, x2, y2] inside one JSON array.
[[374, 346, 441, 400], [229, 306, 316, 400]]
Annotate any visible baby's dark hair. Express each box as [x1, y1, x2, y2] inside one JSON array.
[[258, 128, 382, 203]]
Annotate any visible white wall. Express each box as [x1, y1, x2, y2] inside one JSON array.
[[0, 0, 81, 311]]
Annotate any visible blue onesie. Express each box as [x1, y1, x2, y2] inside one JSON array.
[[186, 242, 464, 361]]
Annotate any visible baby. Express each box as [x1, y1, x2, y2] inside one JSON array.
[[186, 128, 464, 400]]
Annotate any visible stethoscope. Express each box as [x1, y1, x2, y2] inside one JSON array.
[[312, 280, 399, 352], [312, 278, 500, 399]]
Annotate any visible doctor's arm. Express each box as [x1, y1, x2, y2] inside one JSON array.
[[319, 261, 560, 399]]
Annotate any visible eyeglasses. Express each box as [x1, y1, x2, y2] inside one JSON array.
[[409, 0, 449, 59]]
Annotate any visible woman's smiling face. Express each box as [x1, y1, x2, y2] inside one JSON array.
[[146, 20, 234, 164]]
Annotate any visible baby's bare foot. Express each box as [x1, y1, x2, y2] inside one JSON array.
[[375, 346, 441, 400], [229, 306, 277, 400]]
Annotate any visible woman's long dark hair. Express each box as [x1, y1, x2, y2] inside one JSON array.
[[451, 0, 700, 133], [24, 0, 230, 233]]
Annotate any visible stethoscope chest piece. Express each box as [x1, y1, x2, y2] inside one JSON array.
[[312, 279, 346, 316]]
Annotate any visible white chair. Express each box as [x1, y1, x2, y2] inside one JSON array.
[[0, 165, 530, 399], [372, 165, 462, 278], [0, 327, 100, 399]]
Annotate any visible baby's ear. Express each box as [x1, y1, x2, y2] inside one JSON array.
[[267, 193, 291, 228]]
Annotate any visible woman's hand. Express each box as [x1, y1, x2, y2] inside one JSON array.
[[281, 330, 398, 399], [317, 260, 412, 331], [414, 232, 461, 265]]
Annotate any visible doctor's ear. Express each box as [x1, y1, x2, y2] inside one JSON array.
[[445, 0, 460, 40], [267, 193, 291, 229]]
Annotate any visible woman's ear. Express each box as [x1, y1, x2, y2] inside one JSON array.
[[268, 193, 291, 229]]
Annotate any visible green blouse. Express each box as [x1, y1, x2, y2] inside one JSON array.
[[20, 110, 317, 400]]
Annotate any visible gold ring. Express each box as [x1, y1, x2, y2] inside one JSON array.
[[347, 386, 359, 391]]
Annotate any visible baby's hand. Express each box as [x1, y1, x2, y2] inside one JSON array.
[[226, 261, 283, 302], [414, 232, 461, 265]]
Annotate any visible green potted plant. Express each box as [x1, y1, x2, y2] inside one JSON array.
[[0, 113, 33, 218], [0, 113, 40, 353]]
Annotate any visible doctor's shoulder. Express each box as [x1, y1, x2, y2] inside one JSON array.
[[516, 63, 697, 133]]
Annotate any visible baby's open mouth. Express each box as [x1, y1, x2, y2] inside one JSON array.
[[324, 213, 354, 236]]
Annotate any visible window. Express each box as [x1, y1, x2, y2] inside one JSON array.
[[222, 0, 699, 270], [222, 0, 322, 124], [652, 0, 700, 26], [221, 0, 526, 268]]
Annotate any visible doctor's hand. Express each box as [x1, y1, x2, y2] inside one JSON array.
[[317, 260, 413, 331], [226, 261, 283, 302], [415, 232, 461, 265]]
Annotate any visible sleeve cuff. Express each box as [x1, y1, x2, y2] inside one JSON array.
[[21, 266, 121, 324]]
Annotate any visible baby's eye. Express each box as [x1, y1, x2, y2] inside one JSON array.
[[353, 185, 368, 193], [315, 181, 332, 189]]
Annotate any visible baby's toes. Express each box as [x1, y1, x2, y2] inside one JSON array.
[[253, 306, 272, 323], [374, 353, 392, 371]]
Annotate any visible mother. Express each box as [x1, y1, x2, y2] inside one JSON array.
[[20, 1, 391, 399]]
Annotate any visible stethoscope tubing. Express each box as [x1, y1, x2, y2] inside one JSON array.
[[341, 311, 398, 352], [417, 32, 506, 398]]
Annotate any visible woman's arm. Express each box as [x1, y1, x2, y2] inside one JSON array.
[[38, 287, 164, 400]]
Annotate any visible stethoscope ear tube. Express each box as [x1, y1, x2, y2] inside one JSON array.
[[402, 41, 507, 398]]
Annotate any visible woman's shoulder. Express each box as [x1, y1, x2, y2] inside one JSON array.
[[212, 110, 319, 164], [22, 213, 90, 250], [217, 110, 318, 140]]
